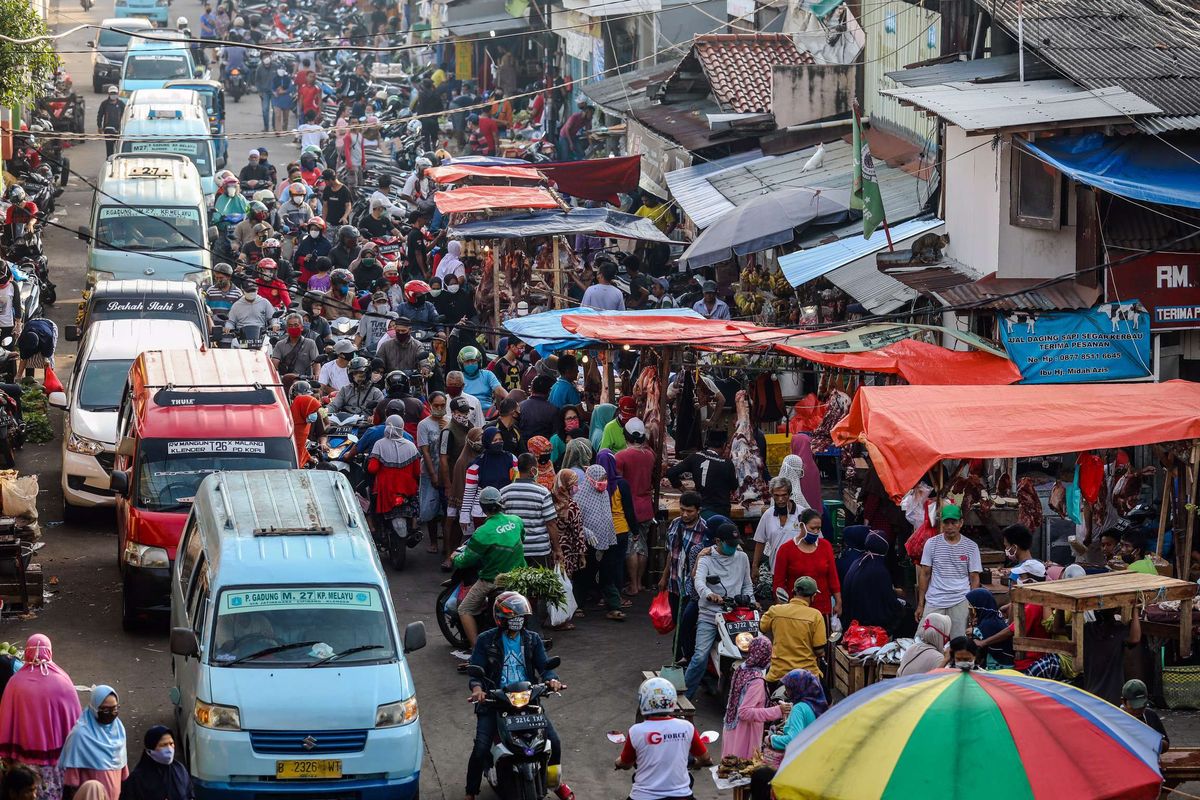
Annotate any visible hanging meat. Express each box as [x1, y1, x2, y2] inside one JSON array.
[[730, 390, 767, 506], [1049, 480, 1067, 518], [996, 472, 1013, 497], [1112, 469, 1144, 515], [632, 364, 662, 450], [809, 388, 851, 454], [1017, 476, 1044, 532]]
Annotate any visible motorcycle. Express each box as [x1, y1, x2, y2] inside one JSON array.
[[8, 232, 55, 308], [36, 91, 85, 134], [467, 657, 565, 800], [370, 235, 403, 269], [702, 585, 761, 696], [435, 550, 499, 650], [224, 66, 247, 102]]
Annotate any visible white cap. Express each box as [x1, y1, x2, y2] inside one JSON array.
[[248, 148, 260, 158], [625, 417, 646, 437], [1010, 560, 1047, 581]]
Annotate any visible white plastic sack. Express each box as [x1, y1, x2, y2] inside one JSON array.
[[547, 566, 577, 627], [0, 473, 38, 522], [900, 482, 932, 530]]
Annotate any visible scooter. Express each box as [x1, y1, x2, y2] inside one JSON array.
[[435, 551, 498, 650], [467, 657, 566, 800], [703, 581, 761, 695]]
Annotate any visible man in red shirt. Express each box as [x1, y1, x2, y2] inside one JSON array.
[[476, 107, 501, 156], [616, 418, 656, 596], [297, 72, 321, 119]]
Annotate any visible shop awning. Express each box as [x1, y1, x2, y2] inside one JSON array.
[[1018, 132, 1200, 210], [779, 217, 944, 287], [449, 207, 672, 241], [444, 0, 528, 36], [427, 164, 547, 185], [537, 156, 642, 204], [833, 381, 1200, 499], [775, 338, 1022, 386], [504, 307, 703, 354], [435, 186, 562, 214]]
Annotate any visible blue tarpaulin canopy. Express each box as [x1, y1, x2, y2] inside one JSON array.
[[504, 308, 703, 354], [449, 207, 672, 242], [1018, 133, 1200, 210]]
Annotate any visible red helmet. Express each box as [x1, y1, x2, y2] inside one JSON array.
[[257, 257, 278, 275], [403, 280, 431, 305], [308, 216, 327, 231]]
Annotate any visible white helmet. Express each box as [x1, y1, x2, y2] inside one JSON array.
[[414, 156, 432, 170], [638, 677, 677, 717], [176, 15, 188, 27], [233, 15, 244, 26]]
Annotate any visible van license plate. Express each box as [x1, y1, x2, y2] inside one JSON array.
[[275, 760, 342, 779]]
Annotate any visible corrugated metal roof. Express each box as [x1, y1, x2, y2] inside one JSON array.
[[826, 257, 920, 314], [664, 149, 763, 229], [937, 274, 1100, 310], [880, 258, 986, 292], [708, 139, 934, 226], [628, 98, 739, 152], [580, 61, 679, 115], [1101, 198, 1200, 253], [1137, 116, 1200, 135], [778, 217, 944, 287], [444, 0, 528, 36], [977, 0, 1200, 129], [886, 53, 1056, 88], [881, 79, 1162, 133]]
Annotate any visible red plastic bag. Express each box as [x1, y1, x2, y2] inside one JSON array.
[[649, 591, 675, 635], [788, 394, 826, 434], [42, 364, 63, 395], [905, 500, 937, 560], [843, 621, 889, 654]]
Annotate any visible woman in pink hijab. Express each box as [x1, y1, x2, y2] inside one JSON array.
[[0, 634, 82, 800]]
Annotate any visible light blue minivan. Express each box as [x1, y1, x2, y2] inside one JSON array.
[[118, 102, 216, 199], [169, 470, 425, 800], [119, 35, 195, 97], [113, 0, 170, 27]]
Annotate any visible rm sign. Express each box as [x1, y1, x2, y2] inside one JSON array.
[[1108, 250, 1200, 330]]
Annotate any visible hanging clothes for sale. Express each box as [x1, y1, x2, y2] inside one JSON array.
[[751, 373, 786, 424], [675, 368, 702, 453]]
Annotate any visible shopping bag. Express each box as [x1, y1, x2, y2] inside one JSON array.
[[904, 499, 937, 560], [649, 590, 675, 635], [843, 621, 889, 654], [0, 473, 38, 522], [42, 365, 63, 395], [547, 566, 577, 627]]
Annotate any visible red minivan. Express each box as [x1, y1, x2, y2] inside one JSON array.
[[110, 348, 295, 628]]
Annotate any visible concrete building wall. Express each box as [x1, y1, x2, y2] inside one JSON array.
[[771, 64, 856, 127]]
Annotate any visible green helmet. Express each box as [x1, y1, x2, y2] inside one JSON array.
[[457, 345, 481, 366]]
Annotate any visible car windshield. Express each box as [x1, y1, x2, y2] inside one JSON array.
[[135, 437, 296, 512], [125, 55, 189, 80], [77, 359, 133, 412], [212, 586, 396, 667], [121, 139, 212, 176], [95, 205, 205, 251], [98, 28, 135, 48]]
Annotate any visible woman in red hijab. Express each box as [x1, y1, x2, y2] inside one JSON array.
[[290, 381, 324, 468]]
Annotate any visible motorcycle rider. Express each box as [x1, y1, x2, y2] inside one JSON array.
[[400, 157, 433, 209], [322, 268, 357, 319], [396, 280, 439, 331], [253, 257, 291, 310], [370, 175, 407, 221], [234, 200, 270, 249], [279, 181, 315, 234], [355, 291, 393, 352], [3, 187, 39, 243], [319, 339, 356, 393], [222, 29, 248, 87], [215, 176, 249, 220], [465, 591, 564, 800], [240, 222, 272, 266], [294, 217, 331, 282], [177, 16, 205, 68], [239, 149, 272, 190], [360, 198, 402, 239], [329, 356, 384, 417], [372, 369, 425, 427], [615, 678, 712, 797], [330, 225, 362, 271], [95, 86, 125, 157], [684, 523, 754, 700], [204, 263, 241, 318], [222, 281, 275, 336], [337, 62, 369, 99]]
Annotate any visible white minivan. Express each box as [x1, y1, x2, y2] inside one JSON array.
[[49, 318, 202, 514]]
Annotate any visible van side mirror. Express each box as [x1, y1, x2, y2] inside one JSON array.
[[170, 627, 199, 657], [65, 324, 80, 342], [110, 470, 129, 496], [208, 225, 219, 240], [47, 391, 67, 410], [403, 621, 426, 653], [77, 225, 90, 242]]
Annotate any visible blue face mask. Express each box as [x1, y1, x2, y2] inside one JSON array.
[[463, 363, 480, 378], [306, 412, 319, 424], [719, 542, 737, 556], [802, 532, 820, 546]]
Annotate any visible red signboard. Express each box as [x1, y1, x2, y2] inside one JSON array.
[[1107, 249, 1200, 330]]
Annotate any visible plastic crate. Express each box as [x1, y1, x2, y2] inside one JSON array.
[[764, 433, 791, 476], [1162, 665, 1200, 709]]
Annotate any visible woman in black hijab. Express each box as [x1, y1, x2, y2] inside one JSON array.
[[121, 725, 193, 800]]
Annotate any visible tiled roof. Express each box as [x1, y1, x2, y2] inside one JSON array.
[[977, 0, 1200, 132], [686, 34, 814, 114]]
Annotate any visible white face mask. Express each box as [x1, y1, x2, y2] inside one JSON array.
[[243, 292, 258, 302], [445, 283, 460, 294], [277, 68, 288, 77], [308, 229, 320, 238], [290, 195, 304, 205], [953, 661, 975, 670], [225, 187, 237, 196]]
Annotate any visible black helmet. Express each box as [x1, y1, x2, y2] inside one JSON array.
[[0, 263, 11, 287], [384, 370, 410, 396], [337, 225, 360, 245], [291, 380, 313, 398], [347, 356, 370, 377]]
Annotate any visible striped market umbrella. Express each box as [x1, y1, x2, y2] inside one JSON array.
[[773, 669, 1163, 800]]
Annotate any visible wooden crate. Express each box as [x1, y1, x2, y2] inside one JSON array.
[[867, 661, 899, 684], [639, 670, 695, 722], [0, 562, 41, 611], [832, 645, 867, 700]]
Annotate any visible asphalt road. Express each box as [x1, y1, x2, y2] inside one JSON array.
[[19, 2, 1200, 798], [15, 4, 728, 799]]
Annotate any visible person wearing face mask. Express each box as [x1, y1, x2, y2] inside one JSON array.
[[454, 489, 527, 649], [444, 419, 482, 565], [120, 726, 192, 800], [685, 524, 753, 699], [360, 198, 400, 239], [288, 381, 324, 468], [396, 281, 438, 329], [297, 220, 333, 280], [1119, 530, 1158, 574], [355, 292, 393, 353], [898, 613, 952, 677], [279, 182, 314, 234], [254, 256, 291, 309], [435, 273, 472, 329], [204, 262, 241, 318], [330, 357, 384, 418], [457, 345, 507, 413], [839, 531, 905, 635], [214, 176, 249, 219], [752, 478, 805, 599], [445, 371, 484, 429], [377, 318, 424, 373], [914, 503, 980, 639], [367, 412, 423, 545], [943, 637, 981, 671], [760, 576, 828, 683], [548, 404, 584, 467], [458, 428, 519, 532], [575, 463, 624, 622], [59, 686, 127, 800], [319, 339, 356, 393], [271, 312, 320, 381], [771, 508, 840, 621], [488, 338, 526, 392], [465, 592, 563, 800], [1001, 523, 1034, 569], [329, 226, 362, 271], [598, 396, 638, 454], [270, 64, 295, 133], [222, 283, 274, 336], [415, 391, 449, 553]]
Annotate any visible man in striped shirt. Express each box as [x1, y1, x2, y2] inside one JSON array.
[[499, 453, 561, 569]]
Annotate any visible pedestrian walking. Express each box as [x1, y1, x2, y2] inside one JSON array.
[[58, 686, 128, 800], [0, 635, 82, 800], [915, 503, 981, 638], [120, 726, 193, 800]]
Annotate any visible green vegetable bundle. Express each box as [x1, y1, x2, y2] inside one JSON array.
[[496, 566, 566, 608]]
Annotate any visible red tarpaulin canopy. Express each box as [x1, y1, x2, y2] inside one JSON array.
[[538, 156, 641, 204], [434, 186, 561, 214], [776, 339, 1022, 386], [560, 314, 787, 349], [833, 381, 1200, 500], [427, 164, 547, 185]]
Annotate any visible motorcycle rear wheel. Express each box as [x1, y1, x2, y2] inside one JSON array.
[[388, 530, 407, 571], [435, 584, 468, 649]]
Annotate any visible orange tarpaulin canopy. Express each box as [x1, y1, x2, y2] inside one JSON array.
[[427, 164, 546, 185], [434, 186, 561, 214], [776, 339, 1022, 386], [833, 381, 1200, 500]]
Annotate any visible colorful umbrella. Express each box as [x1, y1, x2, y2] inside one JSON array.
[[773, 669, 1163, 800]]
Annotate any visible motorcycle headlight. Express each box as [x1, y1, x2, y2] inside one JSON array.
[[123, 542, 170, 568], [734, 632, 755, 652], [66, 432, 104, 456], [195, 700, 241, 730], [375, 697, 418, 727], [506, 690, 531, 708]]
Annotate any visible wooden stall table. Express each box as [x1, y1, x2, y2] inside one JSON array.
[[1161, 748, 1200, 791], [1010, 572, 1199, 670]]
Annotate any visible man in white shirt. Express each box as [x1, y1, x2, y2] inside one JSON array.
[[916, 503, 982, 638], [297, 109, 327, 151], [580, 258, 625, 311], [222, 285, 275, 333], [370, 175, 408, 222], [318, 339, 355, 392], [400, 157, 432, 209], [446, 370, 484, 428]]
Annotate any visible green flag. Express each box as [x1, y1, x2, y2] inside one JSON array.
[[851, 109, 886, 239]]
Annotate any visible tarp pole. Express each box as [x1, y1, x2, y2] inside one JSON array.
[[1156, 469, 1172, 557], [1183, 442, 1200, 581], [652, 347, 671, 510], [552, 236, 563, 310], [493, 240, 504, 350]]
